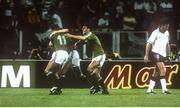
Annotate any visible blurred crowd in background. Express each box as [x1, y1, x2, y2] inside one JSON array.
[[0, 0, 180, 60]]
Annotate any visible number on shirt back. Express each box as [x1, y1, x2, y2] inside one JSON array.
[[57, 35, 67, 45]]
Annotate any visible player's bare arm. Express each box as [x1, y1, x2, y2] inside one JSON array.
[[64, 33, 87, 40], [51, 29, 69, 35], [167, 43, 171, 57], [55, 28, 69, 33], [144, 42, 151, 63], [74, 40, 81, 46]]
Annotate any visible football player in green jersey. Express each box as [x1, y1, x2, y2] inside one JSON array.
[[65, 25, 109, 95], [44, 24, 69, 95]]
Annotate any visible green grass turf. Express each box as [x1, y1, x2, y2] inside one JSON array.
[[0, 88, 180, 107]]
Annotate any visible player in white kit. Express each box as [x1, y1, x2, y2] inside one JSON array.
[[144, 18, 171, 94]]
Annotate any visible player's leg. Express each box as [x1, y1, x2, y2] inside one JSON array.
[[147, 52, 160, 94], [72, 66, 86, 79], [49, 69, 64, 95], [44, 52, 57, 76], [51, 58, 71, 95], [44, 60, 56, 75], [44, 52, 60, 95], [88, 54, 109, 94], [157, 62, 170, 94], [44, 57, 59, 92], [86, 60, 101, 94], [92, 67, 109, 95], [97, 69, 109, 94], [89, 67, 99, 94], [50, 75, 65, 95], [147, 65, 157, 94], [95, 54, 109, 95], [71, 50, 85, 78], [50, 50, 69, 95], [60, 57, 72, 76]]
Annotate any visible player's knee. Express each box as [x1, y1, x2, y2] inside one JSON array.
[[44, 70, 48, 74], [160, 67, 166, 75], [160, 71, 166, 76], [87, 67, 93, 73]]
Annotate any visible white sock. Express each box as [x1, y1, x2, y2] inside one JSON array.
[[160, 78, 168, 93], [147, 79, 155, 92]]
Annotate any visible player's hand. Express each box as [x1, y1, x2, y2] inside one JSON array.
[[166, 56, 171, 62], [144, 55, 149, 63]]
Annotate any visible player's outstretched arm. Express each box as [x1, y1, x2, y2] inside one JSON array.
[[50, 29, 69, 36], [53, 29, 69, 34], [64, 33, 87, 40]]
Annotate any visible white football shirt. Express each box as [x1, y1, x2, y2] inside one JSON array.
[[147, 28, 169, 57]]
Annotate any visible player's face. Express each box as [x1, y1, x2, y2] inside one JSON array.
[[159, 24, 169, 33], [82, 26, 90, 35]]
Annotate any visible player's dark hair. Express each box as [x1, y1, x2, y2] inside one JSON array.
[[81, 22, 92, 30], [157, 17, 169, 26], [51, 24, 61, 30]]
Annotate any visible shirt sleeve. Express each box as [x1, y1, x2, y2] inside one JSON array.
[[85, 32, 93, 40], [147, 30, 157, 44], [165, 31, 170, 43]]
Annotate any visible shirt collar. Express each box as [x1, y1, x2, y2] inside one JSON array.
[[86, 32, 92, 37]]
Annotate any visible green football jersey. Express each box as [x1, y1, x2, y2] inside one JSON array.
[[50, 32, 68, 51], [86, 32, 104, 58]]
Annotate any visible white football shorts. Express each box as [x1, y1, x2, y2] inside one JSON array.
[[51, 50, 69, 65], [69, 50, 80, 67], [92, 54, 106, 67]]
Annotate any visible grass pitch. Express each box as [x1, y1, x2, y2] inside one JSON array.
[[0, 88, 180, 107]]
